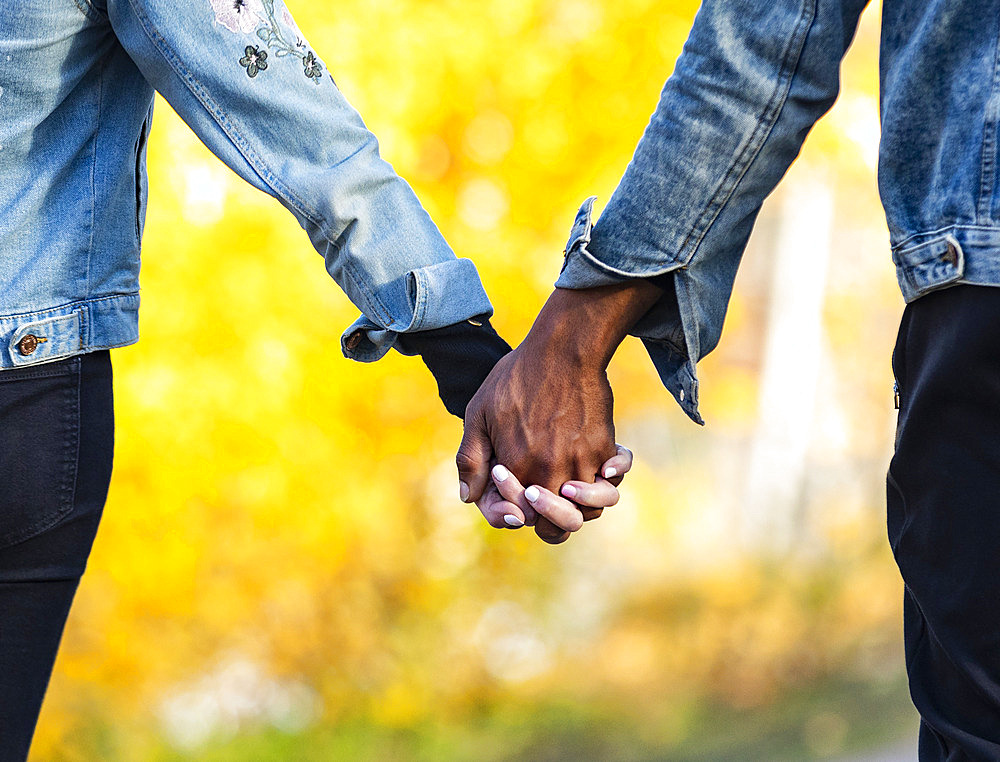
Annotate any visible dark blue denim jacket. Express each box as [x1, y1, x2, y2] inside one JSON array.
[[1, 0, 493, 370], [558, 0, 1000, 424]]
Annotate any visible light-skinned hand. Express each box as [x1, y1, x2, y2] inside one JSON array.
[[471, 445, 633, 544]]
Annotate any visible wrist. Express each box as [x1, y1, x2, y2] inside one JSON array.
[[522, 281, 662, 370]]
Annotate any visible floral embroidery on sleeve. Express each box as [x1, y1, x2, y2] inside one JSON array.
[[211, 0, 328, 86], [302, 52, 322, 83], [210, 0, 264, 34], [239, 45, 268, 77]]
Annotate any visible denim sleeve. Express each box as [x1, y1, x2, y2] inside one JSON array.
[[105, 0, 493, 362], [556, 0, 868, 424]]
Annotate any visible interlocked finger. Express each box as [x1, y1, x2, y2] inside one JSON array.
[[522, 484, 585, 533], [560, 477, 620, 509], [492, 466, 585, 534], [599, 444, 633, 487]]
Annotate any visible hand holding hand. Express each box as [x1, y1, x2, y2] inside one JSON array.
[[456, 334, 618, 510], [471, 445, 634, 543], [456, 282, 662, 543]]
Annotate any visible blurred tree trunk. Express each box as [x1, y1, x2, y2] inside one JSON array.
[[742, 175, 834, 554]]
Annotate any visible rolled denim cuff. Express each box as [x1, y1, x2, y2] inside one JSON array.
[[556, 197, 627, 289], [557, 250, 630, 290], [341, 258, 494, 362], [555, 197, 704, 425]]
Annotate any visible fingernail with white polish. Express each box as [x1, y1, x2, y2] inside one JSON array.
[[504, 514, 524, 527], [604, 467, 617, 479], [561, 484, 578, 499], [492, 464, 510, 482], [524, 486, 540, 503], [459, 481, 470, 502]]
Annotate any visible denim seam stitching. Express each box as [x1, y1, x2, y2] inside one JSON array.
[[569, 246, 684, 280], [72, 0, 107, 22], [896, 261, 917, 295], [675, 0, 818, 267], [891, 223, 1000, 253], [0, 293, 139, 324], [123, 0, 315, 222], [80, 302, 90, 349], [86, 54, 105, 300], [978, 22, 1000, 223], [410, 269, 427, 330], [122, 0, 397, 328], [672, 271, 706, 425]]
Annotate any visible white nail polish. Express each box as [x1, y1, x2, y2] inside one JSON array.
[[604, 467, 617, 479], [524, 486, 540, 503], [459, 481, 470, 502], [561, 484, 578, 499], [504, 514, 524, 527], [492, 464, 510, 482]]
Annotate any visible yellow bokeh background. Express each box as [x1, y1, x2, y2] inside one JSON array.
[[33, 1, 916, 759]]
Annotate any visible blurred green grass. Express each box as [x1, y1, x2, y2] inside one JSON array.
[[141, 674, 915, 762]]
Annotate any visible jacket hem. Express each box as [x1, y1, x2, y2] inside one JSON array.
[[0, 294, 140, 370], [892, 225, 1000, 302]]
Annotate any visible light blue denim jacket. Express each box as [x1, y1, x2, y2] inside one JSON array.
[[558, 0, 1000, 424], [1, 0, 493, 370]]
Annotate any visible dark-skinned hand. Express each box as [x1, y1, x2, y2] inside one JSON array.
[[457, 282, 662, 544]]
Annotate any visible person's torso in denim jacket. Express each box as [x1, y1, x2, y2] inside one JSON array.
[[1, 0, 492, 370], [556, 0, 1000, 423]]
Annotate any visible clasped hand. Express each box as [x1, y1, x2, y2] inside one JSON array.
[[456, 336, 630, 545]]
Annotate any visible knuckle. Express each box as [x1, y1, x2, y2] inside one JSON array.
[[483, 513, 505, 530], [534, 518, 560, 538], [455, 450, 478, 474], [532, 459, 557, 481]]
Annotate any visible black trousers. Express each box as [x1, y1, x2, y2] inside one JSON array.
[[0, 351, 113, 762], [890, 285, 1000, 760]]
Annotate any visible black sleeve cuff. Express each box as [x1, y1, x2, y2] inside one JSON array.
[[394, 318, 512, 418]]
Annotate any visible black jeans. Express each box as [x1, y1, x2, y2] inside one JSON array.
[[0, 351, 113, 762], [890, 286, 1000, 760]]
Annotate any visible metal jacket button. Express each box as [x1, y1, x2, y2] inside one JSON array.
[[344, 331, 363, 351], [942, 242, 959, 266], [16, 334, 46, 356]]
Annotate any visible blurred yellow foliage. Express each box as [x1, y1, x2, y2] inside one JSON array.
[[32, 1, 908, 759]]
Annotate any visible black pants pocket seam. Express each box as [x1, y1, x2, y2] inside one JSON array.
[[0, 364, 82, 550]]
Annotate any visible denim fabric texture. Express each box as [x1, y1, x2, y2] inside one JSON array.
[[557, 0, 1000, 424], [0, 351, 113, 762], [0, 0, 493, 371]]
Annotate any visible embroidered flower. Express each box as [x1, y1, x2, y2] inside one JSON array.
[[239, 45, 268, 78], [210, 0, 265, 34], [302, 52, 323, 83]]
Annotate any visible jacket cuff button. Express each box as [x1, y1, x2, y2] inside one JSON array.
[[16, 334, 43, 356], [344, 331, 363, 351]]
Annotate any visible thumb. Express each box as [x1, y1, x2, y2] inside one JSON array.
[[456, 410, 493, 504]]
